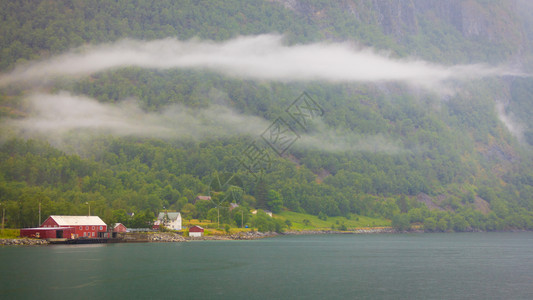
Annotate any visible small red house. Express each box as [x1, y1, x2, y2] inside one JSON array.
[[41, 215, 107, 238], [20, 227, 76, 239], [189, 225, 204, 237], [113, 223, 127, 233]]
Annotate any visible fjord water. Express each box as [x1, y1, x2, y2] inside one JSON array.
[[2, 233, 532, 299]]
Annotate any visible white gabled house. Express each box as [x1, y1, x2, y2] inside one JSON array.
[[154, 212, 182, 230]]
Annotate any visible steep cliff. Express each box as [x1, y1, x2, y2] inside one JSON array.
[[272, 0, 528, 63]]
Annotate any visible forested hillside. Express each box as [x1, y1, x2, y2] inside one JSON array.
[[1, 0, 533, 232]]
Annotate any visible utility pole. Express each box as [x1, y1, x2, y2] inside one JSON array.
[[39, 201, 41, 226], [86, 202, 91, 216], [163, 206, 167, 228], [1, 203, 4, 233]]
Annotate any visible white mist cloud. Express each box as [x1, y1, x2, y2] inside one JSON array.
[[4, 92, 406, 154], [0, 35, 519, 90], [495, 102, 524, 140], [5, 92, 269, 142], [293, 119, 406, 154], [298, 130, 406, 154]]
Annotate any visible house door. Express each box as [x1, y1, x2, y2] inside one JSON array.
[[57, 230, 63, 238]]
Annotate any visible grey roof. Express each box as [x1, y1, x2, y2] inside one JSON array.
[[157, 212, 181, 221]]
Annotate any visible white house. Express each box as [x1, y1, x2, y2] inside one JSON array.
[[154, 212, 182, 230]]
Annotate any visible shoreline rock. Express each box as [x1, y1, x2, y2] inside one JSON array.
[[0, 238, 49, 246], [147, 232, 187, 242], [187, 231, 278, 241], [283, 228, 396, 235]]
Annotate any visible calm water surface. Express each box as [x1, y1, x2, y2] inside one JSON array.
[[1, 232, 532, 299]]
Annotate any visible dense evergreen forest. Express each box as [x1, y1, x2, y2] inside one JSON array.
[[1, 0, 533, 232]]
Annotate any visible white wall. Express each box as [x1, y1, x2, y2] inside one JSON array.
[[168, 215, 182, 230]]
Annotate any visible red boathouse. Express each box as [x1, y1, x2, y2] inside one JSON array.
[[41, 215, 107, 238], [189, 225, 204, 237]]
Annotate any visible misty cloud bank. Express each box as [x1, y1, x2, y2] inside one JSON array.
[[5, 92, 268, 141], [0, 34, 519, 90], [1, 34, 524, 153], [4, 92, 406, 154], [298, 129, 406, 154]]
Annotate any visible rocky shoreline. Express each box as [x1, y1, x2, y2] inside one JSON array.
[[114, 231, 279, 243], [133, 231, 278, 242], [188, 231, 278, 241], [0, 228, 397, 245], [0, 238, 49, 246], [122, 228, 395, 243], [284, 228, 395, 235]]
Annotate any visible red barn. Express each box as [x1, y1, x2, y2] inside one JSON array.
[[20, 227, 76, 239], [113, 223, 127, 233], [41, 215, 107, 238], [189, 225, 204, 237]]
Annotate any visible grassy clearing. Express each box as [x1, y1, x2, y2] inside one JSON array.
[[182, 212, 390, 233], [182, 219, 215, 227], [182, 219, 255, 235], [275, 211, 390, 231], [0, 229, 20, 239]]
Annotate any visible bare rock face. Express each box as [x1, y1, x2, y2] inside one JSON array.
[[372, 0, 418, 37], [270, 0, 526, 58], [474, 196, 491, 215], [374, 0, 524, 47], [408, 0, 524, 54], [416, 193, 444, 211]]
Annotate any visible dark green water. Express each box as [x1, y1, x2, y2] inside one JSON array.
[[1, 232, 533, 299]]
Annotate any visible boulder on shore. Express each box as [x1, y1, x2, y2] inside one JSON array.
[[0, 238, 49, 246]]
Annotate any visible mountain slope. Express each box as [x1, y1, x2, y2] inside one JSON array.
[[1, 0, 532, 231]]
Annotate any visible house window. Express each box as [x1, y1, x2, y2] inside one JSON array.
[[99, 226, 103, 230], [83, 232, 86, 237], [86, 226, 89, 230], [92, 226, 95, 230], [79, 226, 82, 230], [92, 232, 95, 237]]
